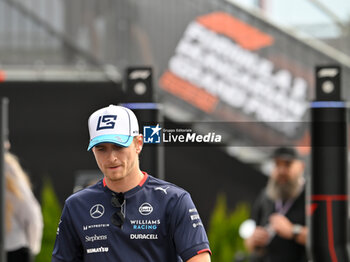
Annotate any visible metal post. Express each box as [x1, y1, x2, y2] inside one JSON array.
[[0, 97, 9, 262], [309, 66, 349, 262], [122, 67, 165, 180]]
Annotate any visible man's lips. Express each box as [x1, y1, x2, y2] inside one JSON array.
[[108, 165, 121, 169]]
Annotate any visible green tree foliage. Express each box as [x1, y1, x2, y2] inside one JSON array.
[[208, 194, 250, 262], [35, 179, 62, 262]]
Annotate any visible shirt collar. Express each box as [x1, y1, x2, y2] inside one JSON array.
[[102, 172, 149, 197]]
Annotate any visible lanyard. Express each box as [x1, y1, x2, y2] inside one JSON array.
[[274, 199, 295, 215]]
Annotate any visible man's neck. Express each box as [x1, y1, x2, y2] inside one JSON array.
[[105, 170, 144, 193]]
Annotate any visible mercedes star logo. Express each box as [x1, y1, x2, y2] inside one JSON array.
[[90, 204, 105, 219]]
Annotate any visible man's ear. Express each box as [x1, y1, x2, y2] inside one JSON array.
[[135, 135, 143, 154]]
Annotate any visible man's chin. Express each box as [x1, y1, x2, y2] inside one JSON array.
[[106, 173, 125, 182], [276, 179, 290, 185]]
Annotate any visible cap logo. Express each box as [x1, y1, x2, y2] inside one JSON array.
[[96, 115, 117, 130]]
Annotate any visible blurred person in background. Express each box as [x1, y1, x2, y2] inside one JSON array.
[[5, 150, 43, 262], [244, 147, 307, 262], [52, 105, 211, 262]]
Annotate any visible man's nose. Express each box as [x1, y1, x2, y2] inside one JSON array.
[[108, 149, 119, 161], [277, 166, 288, 175]]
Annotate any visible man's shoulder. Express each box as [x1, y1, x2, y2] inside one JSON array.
[[145, 175, 189, 197], [253, 188, 273, 206], [65, 180, 103, 204], [255, 188, 268, 199]]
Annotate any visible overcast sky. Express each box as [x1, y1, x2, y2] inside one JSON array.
[[269, 0, 350, 25], [239, 0, 350, 37]]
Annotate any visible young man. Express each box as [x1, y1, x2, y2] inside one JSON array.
[[245, 147, 307, 262], [52, 105, 211, 262]]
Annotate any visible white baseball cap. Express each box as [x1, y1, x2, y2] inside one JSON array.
[[87, 105, 139, 151]]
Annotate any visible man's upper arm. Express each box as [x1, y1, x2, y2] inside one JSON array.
[[52, 202, 83, 262], [187, 252, 211, 262], [170, 192, 211, 261]]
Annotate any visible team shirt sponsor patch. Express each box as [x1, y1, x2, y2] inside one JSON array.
[[86, 246, 109, 254], [90, 204, 105, 219], [130, 219, 161, 230], [85, 234, 108, 242], [188, 208, 203, 228], [130, 234, 158, 240], [154, 186, 170, 194], [83, 224, 110, 231], [139, 202, 153, 215]]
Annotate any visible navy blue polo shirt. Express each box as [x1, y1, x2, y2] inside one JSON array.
[[52, 173, 211, 262]]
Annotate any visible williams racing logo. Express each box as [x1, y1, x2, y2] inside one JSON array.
[[143, 124, 222, 145]]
